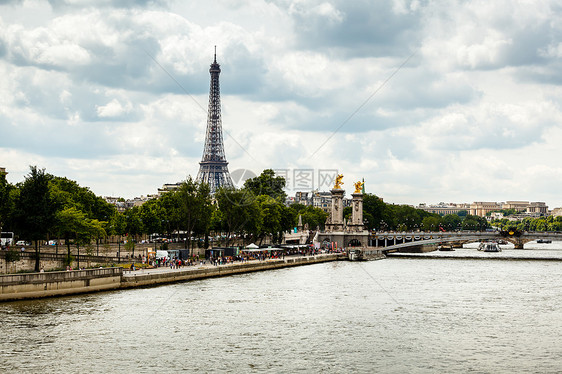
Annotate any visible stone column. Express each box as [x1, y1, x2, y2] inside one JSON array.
[[297, 214, 303, 232], [329, 189, 345, 231], [351, 193, 363, 229]]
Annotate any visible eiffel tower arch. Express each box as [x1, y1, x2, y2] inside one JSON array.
[[196, 49, 234, 193]]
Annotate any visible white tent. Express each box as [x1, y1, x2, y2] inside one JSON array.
[[245, 243, 259, 249]]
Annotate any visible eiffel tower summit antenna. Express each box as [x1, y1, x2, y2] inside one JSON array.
[[196, 48, 234, 193]]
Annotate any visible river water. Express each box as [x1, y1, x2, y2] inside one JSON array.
[[1, 255, 561, 373]]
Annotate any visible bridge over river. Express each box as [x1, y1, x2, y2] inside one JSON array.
[[370, 230, 562, 251]]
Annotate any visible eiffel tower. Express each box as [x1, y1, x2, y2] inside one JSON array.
[[196, 49, 234, 193]]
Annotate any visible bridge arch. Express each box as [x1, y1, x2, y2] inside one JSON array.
[[347, 239, 362, 247]]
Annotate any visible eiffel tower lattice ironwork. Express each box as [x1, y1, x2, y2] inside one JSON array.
[[196, 49, 234, 193]]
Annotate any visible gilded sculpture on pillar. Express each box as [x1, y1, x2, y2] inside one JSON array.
[[334, 174, 344, 189], [354, 181, 364, 194]]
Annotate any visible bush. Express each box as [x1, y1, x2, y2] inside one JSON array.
[[63, 254, 74, 267], [5, 248, 21, 263]]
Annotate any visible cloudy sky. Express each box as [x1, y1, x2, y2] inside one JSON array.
[[1, 0, 562, 208]]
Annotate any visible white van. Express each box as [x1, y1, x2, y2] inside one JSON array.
[[1, 232, 14, 246]]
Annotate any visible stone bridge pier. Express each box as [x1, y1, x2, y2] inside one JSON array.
[[505, 238, 533, 249]]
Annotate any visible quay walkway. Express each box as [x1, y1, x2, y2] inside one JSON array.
[[1, 253, 346, 301], [121, 253, 345, 288]]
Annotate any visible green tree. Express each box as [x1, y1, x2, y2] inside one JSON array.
[[0, 170, 14, 234], [158, 190, 181, 236], [56, 206, 88, 264], [193, 183, 213, 248], [215, 187, 261, 246], [390, 204, 425, 231], [139, 199, 163, 238], [343, 206, 352, 222], [110, 211, 127, 257], [288, 204, 328, 231], [13, 166, 56, 272], [48, 176, 114, 258], [56, 206, 106, 267], [243, 169, 287, 201], [362, 194, 387, 230], [457, 210, 468, 218], [50, 176, 115, 223], [256, 195, 285, 244], [462, 215, 488, 231], [176, 178, 212, 249], [421, 216, 442, 231], [442, 214, 462, 231], [279, 204, 297, 239], [124, 206, 143, 256]]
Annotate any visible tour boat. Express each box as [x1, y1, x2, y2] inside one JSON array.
[[347, 248, 385, 261], [537, 239, 552, 244], [478, 242, 501, 252]]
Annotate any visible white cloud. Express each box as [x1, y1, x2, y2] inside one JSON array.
[[2, 0, 562, 209], [96, 98, 132, 118]]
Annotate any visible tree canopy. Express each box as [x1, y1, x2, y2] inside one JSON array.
[[243, 169, 287, 201]]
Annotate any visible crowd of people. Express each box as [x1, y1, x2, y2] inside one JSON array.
[[130, 246, 345, 271]]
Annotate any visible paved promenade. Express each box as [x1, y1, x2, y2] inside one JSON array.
[[1, 253, 346, 301], [122, 253, 344, 278]]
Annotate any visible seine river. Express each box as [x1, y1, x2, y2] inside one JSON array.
[[1, 251, 561, 373]]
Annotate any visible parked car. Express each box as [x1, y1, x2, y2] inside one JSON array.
[[16, 240, 31, 246]]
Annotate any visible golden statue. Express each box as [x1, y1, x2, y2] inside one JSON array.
[[334, 174, 344, 189], [354, 181, 364, 194]]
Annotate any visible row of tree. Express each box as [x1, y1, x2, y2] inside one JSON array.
[[348, 194, 489, 232], [4, 166, 560, 272], [491, 215, 562, 232], [0, 167, 330, 271]]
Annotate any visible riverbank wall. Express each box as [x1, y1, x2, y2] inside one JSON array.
[[0, 253, 346, 302], [0, 267, 123, 301], [0, 251, 128, 274]]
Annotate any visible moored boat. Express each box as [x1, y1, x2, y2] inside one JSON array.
[[437, 243, 454, 251], [478, 241, 501, 252], [347, 248, 385, 261]]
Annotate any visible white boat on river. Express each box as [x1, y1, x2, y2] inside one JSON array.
[[478, 241, 502, 252]]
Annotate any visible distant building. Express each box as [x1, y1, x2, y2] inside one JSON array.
[[312, 191, 332, 213], [0, 167, 6, 175], [526, 202, 548, 215], [469, 202, 502, 217], [551, 207, 562, 217], [294, 191, 310, 205], [467, 201, 549, 217], [104, 195, 157, 212], [292, 190, 352, 213], [104, 196, 127, 212], [489, 212, 504, 220], [158, 182, 182, 195], [502, 201, 529, 212], [417, 202, 470, 215]]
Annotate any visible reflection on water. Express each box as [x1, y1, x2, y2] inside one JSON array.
[[1, 258, 561, 373]]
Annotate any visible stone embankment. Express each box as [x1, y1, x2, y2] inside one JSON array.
[[0, 267, 123, 301], [1, 253, 346, 302]]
